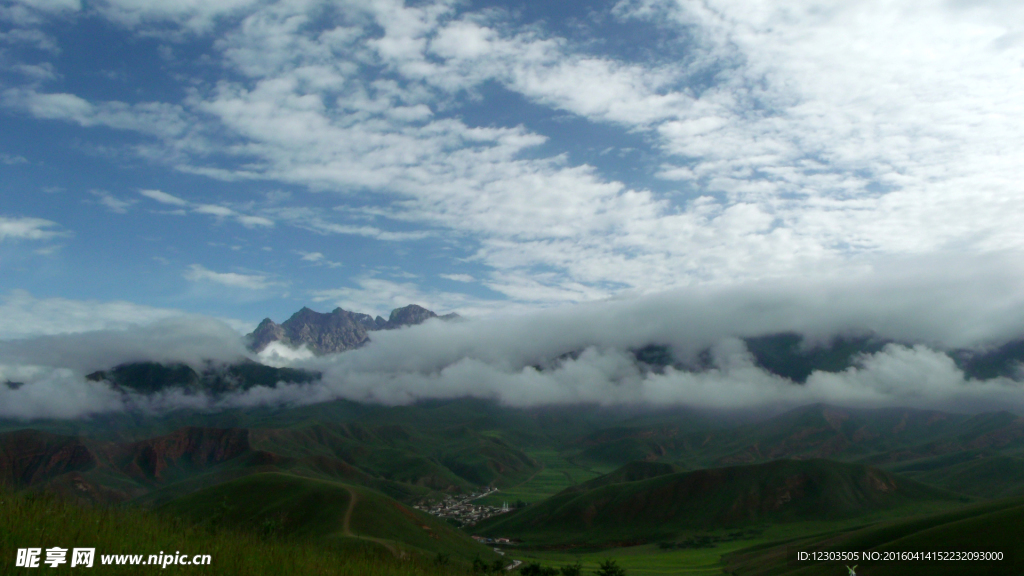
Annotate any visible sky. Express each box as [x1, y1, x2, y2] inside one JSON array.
[[2, 0, 1024, 418], [2, 0, 1022, 333]]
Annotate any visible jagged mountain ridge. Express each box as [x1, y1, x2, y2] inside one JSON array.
[[248, 303, 459, 354]]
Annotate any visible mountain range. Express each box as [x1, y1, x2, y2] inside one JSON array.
[[247, 303, 459, 354]]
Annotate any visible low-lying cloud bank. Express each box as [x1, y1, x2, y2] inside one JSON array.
[[3, 259, 1024, 419]]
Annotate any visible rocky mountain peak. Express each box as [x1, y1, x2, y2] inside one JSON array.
[[247, 304, 456, 354], [386, 304, 437, 329], [249, 318, 286, 352]]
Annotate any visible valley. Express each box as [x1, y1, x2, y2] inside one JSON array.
[[5, 393, 1024, 574]]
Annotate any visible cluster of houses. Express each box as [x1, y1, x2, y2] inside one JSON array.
[[413, 488, 514, 527], [471, 535, 515, 545]]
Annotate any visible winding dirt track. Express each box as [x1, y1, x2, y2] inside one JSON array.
[[341, 486, 404, 558]]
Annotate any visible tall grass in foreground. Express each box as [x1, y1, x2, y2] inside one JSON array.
[[0, 487, 473, 576]]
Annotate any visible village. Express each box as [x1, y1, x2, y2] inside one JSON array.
[[414, 487, 514, 527]]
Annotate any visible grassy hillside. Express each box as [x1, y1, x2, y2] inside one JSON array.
[[723, 495, 1024, 575], [0, 484, 479, 576], [886, 452, 1024, 499], [157, 472, 498, 561], [565, 461, 685, 494], [570, 402, 1024, 474], [476, 459, 966, 546]]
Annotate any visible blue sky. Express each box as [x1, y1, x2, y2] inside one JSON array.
[[2, 0, 1024, 336]]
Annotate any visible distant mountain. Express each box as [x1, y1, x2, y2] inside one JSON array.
[[887, 452, 1024, 499], [248, 304, 459, 354], [572, 403, 1024, 469], [630, 333, 1024, 382], [85, 359, 319, 395]]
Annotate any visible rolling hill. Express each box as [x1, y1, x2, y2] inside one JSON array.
[[723, 495, 1024, 575], [476, 459, 966, 546], [158, 472, 498, 560], [571, 403, 1024, 470], [1, 482, 482, 576], [886, 452, 1024, 499]]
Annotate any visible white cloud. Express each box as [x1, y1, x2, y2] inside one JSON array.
[[2, 88, 190, 139], [6, 0, 1024, 310], [1, 0, 79, 28], [3, 267, 1024, 418], [268, 207, 430, 241], [10, 62, 57, 80], [440, 273, 474, 282], [184, 264, 276, 291], [236, 214, 274, 228], [7, 0, 80, 12], [193, 204, 235, 218], [0, 215, 65, 241], [90, 190, 134, 213], [0, 290, 186, 339], [310, 275, 473, 318], [256, 340, 314, 367], [139, 188, 188, 206], [93, 0, 261, 33], [0, 153, 28, 165], [0, 27, 59, 52], [295, 250, 342, 267], [138, 190, 274, 228], [0, 312, 254, 418]]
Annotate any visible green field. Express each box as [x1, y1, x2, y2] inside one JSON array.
[[475, 450, 611, 507]]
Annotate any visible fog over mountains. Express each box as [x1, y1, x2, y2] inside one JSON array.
[[2, 265, 1024, 420]]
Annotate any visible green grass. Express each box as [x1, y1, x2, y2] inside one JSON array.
[[0, 485, 479, 575], [500, 523, 870, 576], [157, 472, 498, 561], [476, 451, 607, 507], [888, 453, 1024, 499], [722, 495, 1024, 575], [513, 544, 736, 576], [476, 459, 967, 547]]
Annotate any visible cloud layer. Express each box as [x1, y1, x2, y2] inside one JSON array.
[[3, 265, 1024, 420]]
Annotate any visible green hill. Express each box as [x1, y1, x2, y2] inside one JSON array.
[[723, 495, 1024, 575], [476, 459, 966, 546], [158, 472, 498, 561], [571, 403, 1024, 473], [564, 460, 685, 494], [0, 483, 478, 576], [887, 452, 1024, 499]]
